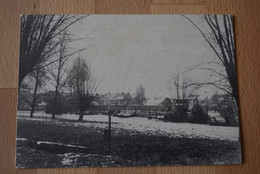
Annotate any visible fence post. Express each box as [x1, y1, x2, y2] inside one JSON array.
[[108, 114, 111, 148]]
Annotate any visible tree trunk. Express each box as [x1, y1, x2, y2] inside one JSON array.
[[78, 97, 85, 121], [30, 69, 40, 118], [52, 86, 58, 119], [176, 72, 179, 100], [52, 57, 62, 119], [78, 112, 84, 122], [139, 103, 142, 117]]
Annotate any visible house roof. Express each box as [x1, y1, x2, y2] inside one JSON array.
[[91, 101, 100, 106], [145, 98, 163, 106], [101, 93, 132, 100], [112, 93, 125, 100], [101, 93, 116, 100]]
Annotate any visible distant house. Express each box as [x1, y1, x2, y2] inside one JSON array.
[[142, 98, 165, 111], [100, 92, 133, 106], [145, 98, 164, 108]]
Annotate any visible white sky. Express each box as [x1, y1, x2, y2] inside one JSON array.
[[66, 15, 225, 99]]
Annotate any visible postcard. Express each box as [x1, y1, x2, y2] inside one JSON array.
[[16, 14, 241, 168]]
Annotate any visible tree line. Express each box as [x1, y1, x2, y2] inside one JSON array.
[[19, 15, 97, 121]]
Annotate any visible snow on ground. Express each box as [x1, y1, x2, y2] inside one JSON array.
[[59, 153, 121, 167], [60, 153, 77, 166], [17, 111, 240, 141]]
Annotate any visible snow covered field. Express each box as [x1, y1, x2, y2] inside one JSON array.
[[17, 111, 240, 141]]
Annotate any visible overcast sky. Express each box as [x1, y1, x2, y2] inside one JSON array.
[[67, 15, 224, 99]]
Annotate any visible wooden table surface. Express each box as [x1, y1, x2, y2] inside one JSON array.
[[0, 0, 259, 173]]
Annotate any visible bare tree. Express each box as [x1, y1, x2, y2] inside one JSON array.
[[169, 71, 198, 100], [68, 57, 97, 122], [135, 84, 146, 106], [29, 66, 49, 117], [47, 32, 71, 119], [19, 15, 87, 88], [183, 15, 238, 105], [181, 75, 199, 99]]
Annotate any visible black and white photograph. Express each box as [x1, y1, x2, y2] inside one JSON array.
[[16, 14, 241, 168]]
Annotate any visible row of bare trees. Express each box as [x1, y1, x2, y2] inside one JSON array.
[[19, 15, 86, 87], [182, 15, 238, 106], [19, 15, 97, 121], [169, 71, 199, 100], [166, 15, 238, 125], [18, 14, 238, 122]]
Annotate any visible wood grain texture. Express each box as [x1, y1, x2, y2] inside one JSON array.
[[0, 0, 259, 173]]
